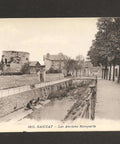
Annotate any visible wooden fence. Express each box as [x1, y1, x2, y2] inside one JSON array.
[[79, 79, 97, 120]]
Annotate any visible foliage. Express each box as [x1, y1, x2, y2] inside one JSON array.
[[46, 67, 62, 73], [21, 63, 30, 74], [88, 17, 120, 81], [75, 55, 85, 76], [64, 55, 84, 76], [88, 18, 120, 67], [64, 57, 74, 73], [48, 90, 67, 99]]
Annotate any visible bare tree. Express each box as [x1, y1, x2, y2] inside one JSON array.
[[75, 55, 85, 77], [64, 57, 75, 76]]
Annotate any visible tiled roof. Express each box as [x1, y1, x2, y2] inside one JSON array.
[[29, 61, 40, 67], [3, 50, 29, 54], [45, 53, 68, 61]]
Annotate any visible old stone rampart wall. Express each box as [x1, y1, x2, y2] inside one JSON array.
[[0, 78, 72, 117]]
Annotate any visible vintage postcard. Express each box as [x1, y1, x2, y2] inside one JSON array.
[[0, 18, 120, 132]]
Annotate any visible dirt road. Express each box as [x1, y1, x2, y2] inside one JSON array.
[[95, 80, 120, 120]]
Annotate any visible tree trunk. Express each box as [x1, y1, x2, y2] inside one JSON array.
[[104, 65, 107, 80], [76, 70, 77, 77], [105, 65, 108, 80], [102, 69, 103, 78], [112, 64, 115, 81], [109, 64, 111, 80], [106, 69, 108, 80], [67, 70, 69, 76], [103, 69, 105, 79], [117, 64, 120, 83], [102, 68, 104, 79], [80, 69, 81, 77]]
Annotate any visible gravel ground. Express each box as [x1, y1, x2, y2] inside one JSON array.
[[95, 79, 120, 120]]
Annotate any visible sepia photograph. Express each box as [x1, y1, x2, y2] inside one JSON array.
[[0, 18, 120, 132]]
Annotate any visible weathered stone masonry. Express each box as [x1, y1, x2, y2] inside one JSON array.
[[2, 50, 29, 74], [0, 79, 72, 117]]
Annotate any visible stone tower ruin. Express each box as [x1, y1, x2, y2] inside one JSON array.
[[1, 51, 29, 74]]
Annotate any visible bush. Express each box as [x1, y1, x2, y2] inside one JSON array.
[[30, 84, 35, 89], [69, 85, 76, 90], [66, 87, 70, 92], [48, 90, 67, 99], [21, 63, 30, 74], [46, 67, 62, 73], [67, 73, 72, 76]]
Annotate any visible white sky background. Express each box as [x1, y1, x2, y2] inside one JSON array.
[[0, 18, 98, 64]]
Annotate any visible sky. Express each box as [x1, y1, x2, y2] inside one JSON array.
[[0, 18, 98, 64]]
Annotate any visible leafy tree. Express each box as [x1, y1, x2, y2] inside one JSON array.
[[64, 55, 85, 77], [46, 67, 61, 73], [64, 57, 76, 76], [88, 17, 120, 82], [75, 55, 85, 77]]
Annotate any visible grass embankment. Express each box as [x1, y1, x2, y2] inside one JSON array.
[[63, 80, 94, 121], [48, 80, 92, 100], [47, 80, 93, 121], [0, 74, 39, 90]]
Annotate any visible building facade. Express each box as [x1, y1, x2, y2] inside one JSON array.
[[43, 53, 68, 76], [29, 61, 41, 74], [72, 61, 102, 77], [83, 61, 102, 77]]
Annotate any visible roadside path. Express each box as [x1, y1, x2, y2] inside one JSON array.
[[95, 79, 120, 120]]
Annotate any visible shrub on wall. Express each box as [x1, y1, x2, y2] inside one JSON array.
[[46, 67, 62, 73], [21, 63, 30, 74], [48, 90, 67, 99]]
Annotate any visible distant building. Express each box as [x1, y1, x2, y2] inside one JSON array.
[[43, 53, 68, 76], [83, 61, 93, 76], [29, 61, 41, 74], [82, 61, 102, 77], [1, 51, 29, 74], [72, 61, 102, 77]]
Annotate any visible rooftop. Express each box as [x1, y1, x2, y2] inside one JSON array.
[[44, 53, 68, 61], [2, 50, 29, 54], [29, 61, 41, 67]]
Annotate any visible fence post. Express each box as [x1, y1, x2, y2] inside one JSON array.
[[96, 76, 97, 84], [89, 85, 96, 120]]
